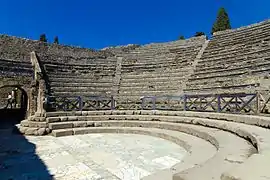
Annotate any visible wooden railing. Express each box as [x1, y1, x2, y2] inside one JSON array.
[[47, 96, 115, 111], [46, 92, 270, 115]]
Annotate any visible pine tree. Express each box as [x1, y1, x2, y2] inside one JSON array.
[[195, 32, 205, 37], [54, 36, 59, 44], [179, 35, 185, 40], [39, 34, 47, 43], [211, 7, 231, 34]]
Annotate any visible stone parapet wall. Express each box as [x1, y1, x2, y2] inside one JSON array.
[[0, 35, 114, 64]]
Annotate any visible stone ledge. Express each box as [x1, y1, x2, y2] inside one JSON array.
[[18, 126, 50, 136], [51, 121, 255, 180], [47, 113, 270, 153], [45, 110, 270, 129], [53, 126, 217, 180], [221, 151, 270, 180], [21, 120, 48, 128]]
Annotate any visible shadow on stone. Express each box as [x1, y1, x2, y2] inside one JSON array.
[[0, 109, 53, 180]]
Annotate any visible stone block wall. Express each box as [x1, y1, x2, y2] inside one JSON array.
[[0, 35, 114, 64]]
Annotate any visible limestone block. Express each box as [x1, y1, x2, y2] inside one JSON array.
[[25, 127, 38, 135], [221, 152, 270, 180], [73, 121, 87, 128], [81, 111, 88, 116], [19, 126, 27, 134], [75, 111, 82, 116], [86, 121, 95, 127], [28, 121, 48, 128], [94, 122, 102, 127], [60, 116, 68, 122], [67, 116, 78, 121], [37, 128, 46, 135], [73, 128, 93, 135], [52, 129, 73, 137], [47, 117, 61, 123], [45, 128, 51, 134], [20, 120, 29, 127], [49, 122, 73, 130]]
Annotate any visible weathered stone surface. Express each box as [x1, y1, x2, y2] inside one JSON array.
[[37, 128, 46, 135]]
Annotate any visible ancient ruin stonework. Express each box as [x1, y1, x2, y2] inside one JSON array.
[[0, 19, 270, 180]]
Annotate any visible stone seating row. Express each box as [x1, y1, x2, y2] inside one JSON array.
[[200, 47, 265, 62], [210, 30, 270, 47], [50, 82, 113, 88], [0, 59, 33, 77], [211, 23, 270, 41], [198, 47, 270, 65], [43, 57, 117, 64], [203, 38, 269, 56], [44, 64, 116, 72], [122, 67, 192, 77], [185, 82, 257, 94], [206, 42, 269, 60], [214, 20, 270, 37], [212, 25, 270, 43], [46, 70, 115, 78], [121, 64, 192, 74], [196, 56, 270, 72], [50, 91, 113, 97], [50, 121, 253, 180], [191, 61, 270, 79], [35, 110, 270, 180], [118, 90, 182, 97]]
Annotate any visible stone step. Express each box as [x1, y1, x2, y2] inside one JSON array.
[[49, 77, 113, 83], [119, 85, 182, 91], [50, 82, 113, 87], [118, 90, 182, 96], [51, 125, 216, 180], [195, 56, 270, 73], [198, 47, 270, 64], [121, 77, 186, 84], [49, 120, 256, 180], [51, 91, 112, 97]]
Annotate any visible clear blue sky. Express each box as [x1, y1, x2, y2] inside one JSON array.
[[1, 0, 269, 49]]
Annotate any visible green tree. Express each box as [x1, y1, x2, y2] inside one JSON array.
[[54, 36, 59, 44], [39, 34, 47, 43], [211, 7, 231, 34], [179, 35, 185, 40], [195, 32, 205, 37]]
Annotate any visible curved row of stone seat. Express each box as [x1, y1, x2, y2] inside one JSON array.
[[51, 122, 254, 180], [212, 26, 270, 44], [185, 76, 259, 93], [44, 60, 116, 97], [0, 58, 33, 77], [185, 20, 270, 94], [44, 63, 116, 71], [195, 56, 270, 75], [118, 37, 205, 100], [211, 23, 270, 42], [214, 20, 270, 38], [198, 47, 270, 67], [43, 110, 270, 180], [209, 30, 270, 48]]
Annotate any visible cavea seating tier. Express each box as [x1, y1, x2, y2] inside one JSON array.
[[38, 110, 270, 180], [184, 20, 270, 94], [0, 59, 33, 76]]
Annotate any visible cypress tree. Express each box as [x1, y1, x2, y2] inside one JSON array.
[[211, 7, 231, 34], [39, 34, 47, 43], [54, 36, 59, 44], [179, 35, 185, 40]]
